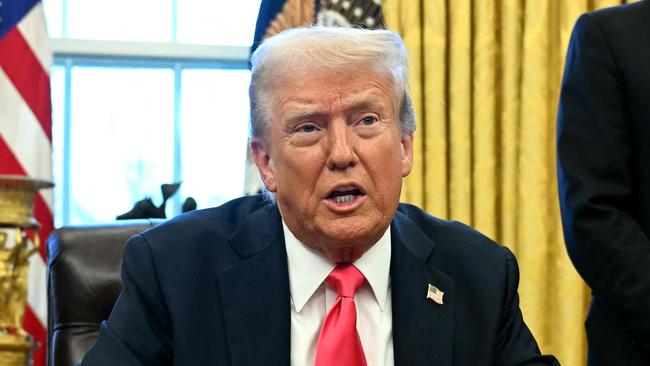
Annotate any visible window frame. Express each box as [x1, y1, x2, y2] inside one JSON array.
[[51, 38, 252, 226]]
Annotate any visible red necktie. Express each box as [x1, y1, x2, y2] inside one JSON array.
[[314, 264, 368, 366]]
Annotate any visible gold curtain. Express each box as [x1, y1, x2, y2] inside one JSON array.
[[384, 1, 630, 365]]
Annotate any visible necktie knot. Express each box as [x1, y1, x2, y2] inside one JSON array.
[[326, 264, 365, 298]]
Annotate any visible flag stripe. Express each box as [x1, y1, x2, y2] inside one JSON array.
[[16, 3, 52, 72], [23, 306, 47, 366], [0, 69, 54, 198], [0, 28, 52, 142], [0, 134, 25, 173]]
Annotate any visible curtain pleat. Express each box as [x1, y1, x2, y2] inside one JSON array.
[[472, 0, 498, 238]]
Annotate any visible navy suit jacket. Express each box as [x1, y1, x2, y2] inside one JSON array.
[[82, 195, 558, 365], [558, 2, 650, 364]]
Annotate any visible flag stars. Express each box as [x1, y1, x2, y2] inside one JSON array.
[[353, 7, 362, 18], [342, 0, 351, 10]]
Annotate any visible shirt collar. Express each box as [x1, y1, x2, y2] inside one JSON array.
[[283, 220, 391, 312]]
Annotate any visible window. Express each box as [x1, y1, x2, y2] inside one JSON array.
[[45, 0, 260, 226]]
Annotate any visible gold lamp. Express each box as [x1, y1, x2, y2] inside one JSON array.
[[0, 174, 53, 366]]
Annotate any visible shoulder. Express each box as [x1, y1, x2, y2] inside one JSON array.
[[575, 1, 649, 40], [396, 202, 510, 268], [125, 195, 275, 264], [142, 194, 271, 239], [588, 1, 648, 23]]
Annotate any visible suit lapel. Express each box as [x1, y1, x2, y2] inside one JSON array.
[[391, 210, 455, 366], [217, 204, 291, 366]]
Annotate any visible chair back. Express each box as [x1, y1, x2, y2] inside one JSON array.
[[46, 220, 161, 366]]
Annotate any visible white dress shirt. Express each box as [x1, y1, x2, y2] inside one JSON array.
[[283, 221, 394, 366]]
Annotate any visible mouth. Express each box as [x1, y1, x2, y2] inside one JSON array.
[[326, 185, 365, 205]]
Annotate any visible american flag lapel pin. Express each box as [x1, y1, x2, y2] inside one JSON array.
[[426, 284, 444, 305]]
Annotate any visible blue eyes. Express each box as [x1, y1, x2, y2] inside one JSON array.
[[360, 116, 376, 126], [297, 124, 318, 133]]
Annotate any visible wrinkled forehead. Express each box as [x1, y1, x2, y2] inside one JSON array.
[[268, 66, 398, 112], [262, 60, 400, 102]]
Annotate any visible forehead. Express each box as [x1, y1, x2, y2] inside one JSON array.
[[268, 68, 397, 113]]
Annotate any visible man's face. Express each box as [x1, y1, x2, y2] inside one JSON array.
[[252, 67, 413, 262]]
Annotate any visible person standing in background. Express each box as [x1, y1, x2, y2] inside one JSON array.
[[557, 1, 650, 365]]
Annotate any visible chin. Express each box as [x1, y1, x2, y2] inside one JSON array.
[[320, 219, 381, 247]]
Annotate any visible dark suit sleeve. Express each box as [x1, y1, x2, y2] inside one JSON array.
[[557, 12, 650, 355], [494, 247, 560, 366], [81, 234, 173, 365]]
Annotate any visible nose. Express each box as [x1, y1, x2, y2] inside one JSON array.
[[326, 120, 358, 170]]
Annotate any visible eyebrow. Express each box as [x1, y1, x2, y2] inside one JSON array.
[[281, 91, 389, 122], [283, 108, 330, 124], [343, 98, 385, 113], [341, 91, 388, 112]]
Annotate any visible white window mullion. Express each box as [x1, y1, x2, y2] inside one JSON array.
[[61, 58, 72, 226], [172, 62, 183, 217]]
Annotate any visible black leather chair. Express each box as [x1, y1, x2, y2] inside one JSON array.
[[46, 220, 161, 366]]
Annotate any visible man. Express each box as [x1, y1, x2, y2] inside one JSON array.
[[557, 2, 650, 365], [82, 27, 557, 365]]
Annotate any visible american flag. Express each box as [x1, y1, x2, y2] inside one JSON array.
[[427, 284, 444, 305], [0, 0, 53, 365]]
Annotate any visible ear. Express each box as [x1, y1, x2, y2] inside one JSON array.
[[400, 134, 414, 177], [250, 137, 277, 192]]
